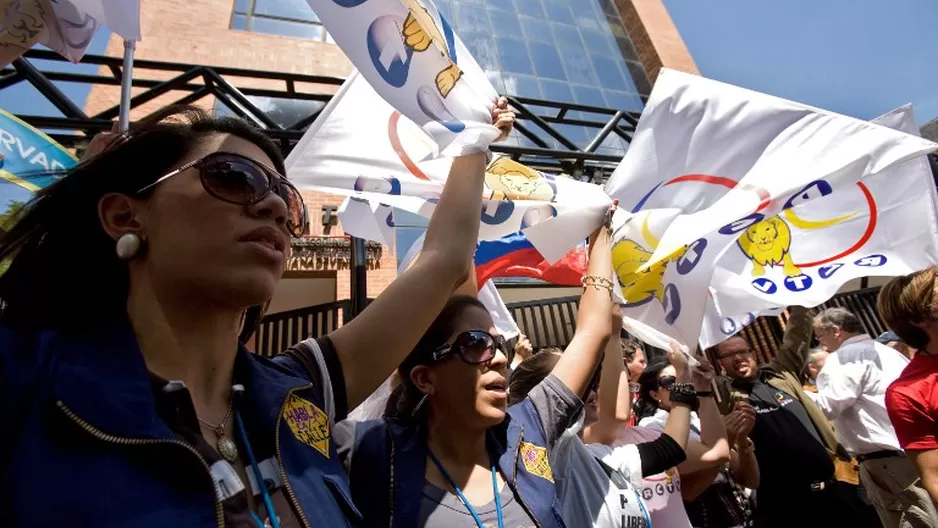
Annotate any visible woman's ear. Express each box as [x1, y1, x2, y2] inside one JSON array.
[[410, 365, 434, 396], [649, 388, 661, 403], [98, 192, 145, 241]]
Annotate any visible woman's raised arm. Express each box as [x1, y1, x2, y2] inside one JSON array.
[[329, 101, 515, 409], [549, 220, 614, 398]]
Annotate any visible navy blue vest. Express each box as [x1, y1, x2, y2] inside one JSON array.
[[0, 321, 360, 527], [349, 399, 566, 528]]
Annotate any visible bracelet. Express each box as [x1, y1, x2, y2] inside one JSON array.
[[581, 275, 613, 298], [581, 275, 614, 288], [697, 391, 714, 398], [736, 437, 754, 455], [669, 382, 698, 407]]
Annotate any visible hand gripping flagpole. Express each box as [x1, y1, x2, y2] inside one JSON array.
[[118, 39, 136, 133]]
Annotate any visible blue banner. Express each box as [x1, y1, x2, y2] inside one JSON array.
[[0, 108, 77, 223]]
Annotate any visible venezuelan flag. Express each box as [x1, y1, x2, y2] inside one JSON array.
[[475, 232, 587, 287]]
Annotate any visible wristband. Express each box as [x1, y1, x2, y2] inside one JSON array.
[[697, 390, 714, 398]]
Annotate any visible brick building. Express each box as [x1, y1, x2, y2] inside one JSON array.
[[83, 0, 698, 314]]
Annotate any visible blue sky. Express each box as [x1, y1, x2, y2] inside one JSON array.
[[663, 0, 938, 125], [0, 28, 112, 118]]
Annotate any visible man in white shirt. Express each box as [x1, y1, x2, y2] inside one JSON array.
[[813, 307, 938, 528]]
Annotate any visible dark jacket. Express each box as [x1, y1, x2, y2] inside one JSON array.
[[713, 306, 849, 461], [348, 398, 567, 528], [0, 320, 360, 527]]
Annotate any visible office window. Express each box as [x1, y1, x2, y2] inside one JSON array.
[[231, 0, 329, 41], [446, 0, 650, 157]]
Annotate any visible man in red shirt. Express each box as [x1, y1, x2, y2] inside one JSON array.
[[880, 265, 938, 511]]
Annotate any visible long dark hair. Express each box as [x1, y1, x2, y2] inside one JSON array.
[[0, 105, 283, 336], [635, 360, 670, 420], [386, 295, 488, 423], [508, 351, 561, 405]]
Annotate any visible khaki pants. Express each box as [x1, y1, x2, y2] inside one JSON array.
[[859, 455, 938, 528]]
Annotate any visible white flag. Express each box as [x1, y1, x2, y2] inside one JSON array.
[[699, 104, 938, 349], [0, 0, 140, 65], [304, 0, 498, 155], [285, 71, 610, 263], [605, 69, 937, 349], [398, 231, 520, 338]]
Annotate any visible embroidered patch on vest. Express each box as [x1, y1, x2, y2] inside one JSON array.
[[283, 394, 330, 457], [519, 441, 553, 482]]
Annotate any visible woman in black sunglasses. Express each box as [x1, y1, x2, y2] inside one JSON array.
[[0, 102, 514, 527], [336, 221, 615, 528]]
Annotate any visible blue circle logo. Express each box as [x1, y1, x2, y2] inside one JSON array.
[[331, 0, 368, 6], [676, 238, 707, 275], [480, 199, 515, 225], [819, 263, 844, 279], [719, 213, 765, 236], [662, 283, 681, 325], [752, 278, 777, 294], [784, 274, 813, 292], [367, 16, 413, 88], [855, 254, 887, 267]]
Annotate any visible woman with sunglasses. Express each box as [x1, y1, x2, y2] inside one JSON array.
[[508, 305, 698, 528], [336, 220, 615, 528], [0, 102, 514, 527], [637, 361, 753, 528]]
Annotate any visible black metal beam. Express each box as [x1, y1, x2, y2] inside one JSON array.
[[12, 58, 88, 120]]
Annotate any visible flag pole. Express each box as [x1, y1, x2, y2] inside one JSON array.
[[118, 39, 136, 133]]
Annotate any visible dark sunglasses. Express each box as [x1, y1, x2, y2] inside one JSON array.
[[137, 152, 309, 238], [430, 330, 512, 365], [658, 375, 677, 389]]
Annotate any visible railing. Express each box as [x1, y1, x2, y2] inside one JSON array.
[[3, 49, 641, 183], [506, 295, 580, 349], [254, 300, 351, 356]]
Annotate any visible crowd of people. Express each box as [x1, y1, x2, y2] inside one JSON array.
[[1, 102, 937, 528]]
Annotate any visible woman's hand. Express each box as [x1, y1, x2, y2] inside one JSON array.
[[82, 122, 120, 161], [667, 341, 691, 383], [690, 357, 715, 392], [514, 334, 533, 363], [492, 96, 515, 143]]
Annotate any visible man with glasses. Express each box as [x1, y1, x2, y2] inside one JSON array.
[[812, 307, 936, 527], [709, 306, 868, 528]]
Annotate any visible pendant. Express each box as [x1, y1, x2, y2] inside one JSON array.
[[217, 433, 239, 463]]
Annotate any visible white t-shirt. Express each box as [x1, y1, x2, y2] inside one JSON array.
[[639, 410, 727, 487], [551, 416, 651, 528], [614, 426, 692, 528]]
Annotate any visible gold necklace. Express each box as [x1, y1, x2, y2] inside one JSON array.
[[197, 396, 239, 463]]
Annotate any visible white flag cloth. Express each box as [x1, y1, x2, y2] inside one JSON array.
[[699, 104, 938, 349], [338, 198, 395, 247], [286, 71, 611, 264], [397, 230, 520, 339], [0, 0, 141, 65], [304, 0, 498, 155], [605, 69, 937, 349]]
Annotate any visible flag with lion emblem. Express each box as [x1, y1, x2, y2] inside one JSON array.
[[303, 0, 500, 155], [287, 71, 611, 263], [604, 69, 937, 349], [698, 104, 938, 349]]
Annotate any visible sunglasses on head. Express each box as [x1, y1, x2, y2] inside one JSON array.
[[137, 152, 309, 238], [430, 330, 512, 365], [658, 375, 677, 389]]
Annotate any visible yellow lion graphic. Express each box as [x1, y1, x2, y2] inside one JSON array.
[[612, 239, 687, 304], [483, 156, 555, 202], [736, 216, 801, 277], [401, 0, 463, 97], [0, 0, 46, 50]]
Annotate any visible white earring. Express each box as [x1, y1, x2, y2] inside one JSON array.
[[115, 233, 142, 260]]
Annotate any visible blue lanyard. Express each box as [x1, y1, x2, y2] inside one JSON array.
[[234, 411, 282, 528], [427, 450, 504, 528]]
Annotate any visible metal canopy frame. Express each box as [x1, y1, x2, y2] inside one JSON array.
[[3, 49, 641, 183]]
